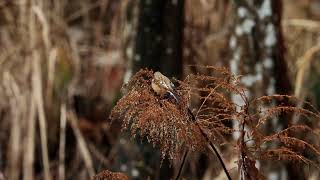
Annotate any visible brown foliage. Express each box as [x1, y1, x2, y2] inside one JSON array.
[[110, 69, 207, 160], [110, 67, 320, 179], [92, 170, 129, 180]]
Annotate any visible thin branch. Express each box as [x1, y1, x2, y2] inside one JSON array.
[[197, 124, 232, 180], [190, 108, 232, 180], [174, 150, 188, 180]]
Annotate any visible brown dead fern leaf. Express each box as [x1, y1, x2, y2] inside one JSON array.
[[110, 68, 243, 180], [186, 69, 320, 178], [186, 68, 320, 178], [110, 67, 320, 179], [110, 69, 206, 160], [92, 170, 129, 180], [237, 93, 320, 178], [177, 67, 243, 145]]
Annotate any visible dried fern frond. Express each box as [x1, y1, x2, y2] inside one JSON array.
[[111, 67, 320, 179], [110, 69, 206, 160], [110, 68, 240, 162], [178, 67, 243, 144], [251, 127, 320, 161], [251, 94, 319, 113], [239, 94, 320, 174], [254, 106, 320, 129], [92, 170, 129, 180], [256, 147, 320, 169]]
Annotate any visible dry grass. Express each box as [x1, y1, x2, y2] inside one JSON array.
[[0, 0, 320, 179], [0, 0, 126, 179]]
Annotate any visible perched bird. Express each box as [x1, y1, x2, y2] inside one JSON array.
[[151, 71, 179, 102]]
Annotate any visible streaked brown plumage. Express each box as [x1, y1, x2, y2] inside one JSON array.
[[151, 71, 179, 102]]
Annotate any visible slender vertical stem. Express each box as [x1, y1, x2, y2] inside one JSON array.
[[32, 54, 51, 180], [23, 98, 36, 180], [59, 104, 67, 180], [197, 125, 232, 180], [174, 150, 188, 180], [188, 108, 232, 180]]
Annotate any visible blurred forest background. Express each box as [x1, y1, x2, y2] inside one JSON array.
[[0, 0, 320, 179]]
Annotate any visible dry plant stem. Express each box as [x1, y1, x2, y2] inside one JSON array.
[[293, 44, 320, 124], [4, 72, 22, 180], [59, 104, 67, 180], [46, 48, 57, 106], [191, 108, 231, 180], [284, 19, 320, 32], [295, 44, 320, 98], [33, 5, 51, 54], [32, 54, 52, 180], [197, 124, 232, 180], [29, 1, 51, 179], [174, 150, 188, 180], [67, 110, 95, 177], [239, 120, 249, 180], [23, 99, 36, 180], [88, 143, 111, 166]]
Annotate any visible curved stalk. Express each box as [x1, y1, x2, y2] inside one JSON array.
[[189, 108, 232, 180]]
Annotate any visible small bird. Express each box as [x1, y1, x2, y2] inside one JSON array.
[[152, 72, 195, 122], [151, 71, 179, 102]]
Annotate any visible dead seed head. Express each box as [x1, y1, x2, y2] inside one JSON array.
[[110, 67, 320, 173], [110, 69, 206, 160], [92, 170, 129, 180]]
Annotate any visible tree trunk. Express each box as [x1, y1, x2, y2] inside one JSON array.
[[132, 0, 184, 78], [123, 0, 185, 179]]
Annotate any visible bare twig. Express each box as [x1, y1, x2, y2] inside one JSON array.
[[197, 124, 232, 180], [174, 150, 188, 180], [191, 108, 231, 180]]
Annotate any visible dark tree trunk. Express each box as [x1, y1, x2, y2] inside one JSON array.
[[133, 0, 184, 78], [123, 0, 185, 179]]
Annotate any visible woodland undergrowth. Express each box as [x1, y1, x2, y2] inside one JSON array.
[[110, 67, 320, 180]]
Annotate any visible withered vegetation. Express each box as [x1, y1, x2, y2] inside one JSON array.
[[92, 170, 129, 180], [110, 70, 207, 160], [110, 67, 320, 179]]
